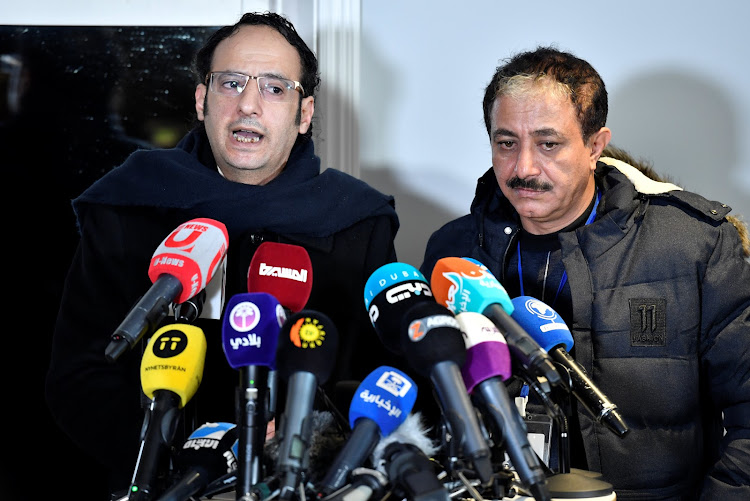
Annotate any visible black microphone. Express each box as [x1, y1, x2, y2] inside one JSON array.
[[316, 366, 417, 497], [371, 413, 446, 501], [319, 468, 389, 501], [364, 263, 492, 483], [106, 218, 228, 362], [398, 300, 493, 485], [156, 422, 238, 501], [246, 241, 315, 425], [384, 442, 449, 501], [222, 292, 287, 498], [456, 311, 551, 501], [173, 289, 207, 324], [364, 262, 436, 355], [129, 323, 207, 500], [510, 296, 629, 437], [275, 310, 340, 500]]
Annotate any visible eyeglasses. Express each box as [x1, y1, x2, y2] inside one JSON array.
[[207, 71, 304, 103]]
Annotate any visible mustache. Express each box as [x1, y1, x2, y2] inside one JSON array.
[[232, 118, 266, 133], [506, 176, 553, 192]]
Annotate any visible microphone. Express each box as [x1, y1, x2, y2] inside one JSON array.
[[156, 422, 238, 501], [319, 468, 389, 501], [455, 311, 550, 501], [398, 300, 493, 485], [510, 296, 629, 438], [275, 310, 340, 500], [173, 289, 207, 324], [222, 292, 287, 498], [316, 366, 418, 497], [364, 262, 435, 355], [370, 413, 445, 501], [106, 218, 228, 362], [384, 442, 448, 501], [247, 241, 314, 423], [247, 241, 313, 314], [430, 257, 561, 387], [129, 323, 208, 501]]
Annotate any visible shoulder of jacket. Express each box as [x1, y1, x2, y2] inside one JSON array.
[[601, 156, 730, 220], [600, 156, 749, 257]]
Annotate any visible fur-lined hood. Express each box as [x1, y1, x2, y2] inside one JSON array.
[[602, 145, 750, 259]]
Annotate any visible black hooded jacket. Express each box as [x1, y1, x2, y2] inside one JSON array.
[[421, 157, 750, 500], [46, 126, 402, 494]]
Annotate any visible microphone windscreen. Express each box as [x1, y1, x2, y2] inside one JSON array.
[[399, 301, 466, 379], [140, 323, 207, 407], [510, 296, 573, 352], [148, 218, 228, 304], [455, 312, 512, 393], [349, 366, 417, 436], [276, 309, 339, 384], [430, 257, 514, 316], [221, 292, 287, 369], [370, 412, 438, 473], [263, 410, 347, 483], [364, 262, 434, 354], [247, 242, 313, 312]]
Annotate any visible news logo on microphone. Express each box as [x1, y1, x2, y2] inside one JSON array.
[[286, 314, 331, 349], [247, 242, 313, 313], [140, 323, 207, 407], [431, 257, 512, 316], [222, 292, 286, 370], [149, 218, 228, 304]]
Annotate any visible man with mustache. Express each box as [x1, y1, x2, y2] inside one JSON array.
[[420, 46, 749, 499]]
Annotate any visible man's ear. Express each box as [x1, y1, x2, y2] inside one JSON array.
[[298, 96, 314, 134], [589, 126, 612, 161], [195, 84, 207, 121]]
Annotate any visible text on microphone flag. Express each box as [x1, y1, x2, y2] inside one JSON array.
[[431, 257, 514, 315], [357, 369, 414, 420], [363, 262, 430, 309], [149, 217, 228, 303], [406, 312, 461, 343], [258, 262, 309, 283]]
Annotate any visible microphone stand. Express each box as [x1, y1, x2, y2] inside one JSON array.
[[526, 370, 617, 500], [519, 374, 569, 474], [236, 365, 270, 500]]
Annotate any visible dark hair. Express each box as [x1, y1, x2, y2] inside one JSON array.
[[193, 11, 320, 142], [482, 45, 608, 143]]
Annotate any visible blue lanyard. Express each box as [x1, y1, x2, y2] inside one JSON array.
[[517, 189, 601, 307]]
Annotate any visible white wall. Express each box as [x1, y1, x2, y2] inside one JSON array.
[[4, 0, 749, 268], [360, 0, 750, 267]]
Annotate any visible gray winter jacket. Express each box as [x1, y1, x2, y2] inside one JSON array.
[[420, 156, 750, 500]]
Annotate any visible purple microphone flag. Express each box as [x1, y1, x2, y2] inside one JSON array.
[[456, 311, 512, 393], [221, 292, 286, 369]]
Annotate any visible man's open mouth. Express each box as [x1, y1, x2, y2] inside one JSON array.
[[233, 130, 261, 143]]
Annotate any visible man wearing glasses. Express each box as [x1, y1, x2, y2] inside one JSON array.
[[46, 12, 401, 499]]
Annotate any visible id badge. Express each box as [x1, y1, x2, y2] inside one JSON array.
[[524, 412, 554, 467]]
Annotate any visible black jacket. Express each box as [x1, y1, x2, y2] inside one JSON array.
[[46, 126, 402, 494], [421, 157, 750, 500]]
